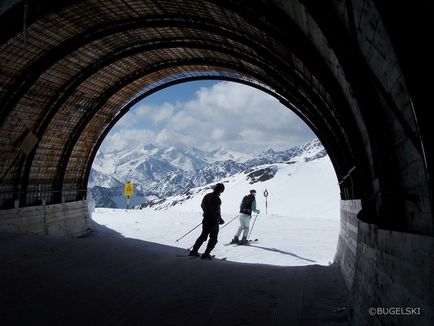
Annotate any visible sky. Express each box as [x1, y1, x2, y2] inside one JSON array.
[[99, 80, 316, 154]]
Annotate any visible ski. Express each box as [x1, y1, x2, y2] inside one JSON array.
[[223, 239, 258, 246], [176, 254, 199, 258], [176, 254, 227, 261], [210, 256, 227, 261]]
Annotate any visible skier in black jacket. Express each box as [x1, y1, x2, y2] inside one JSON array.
[[189, 183, 225, 259]]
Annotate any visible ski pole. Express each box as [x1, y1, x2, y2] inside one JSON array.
[[218, 214, 239, 231], [247, 214, 259, 240], [181, 214, 237, 242], [185, 215, 239, 251], [176, 222, 202, 242]]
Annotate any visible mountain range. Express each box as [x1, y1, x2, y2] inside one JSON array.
[[88, 138, 327, 208]]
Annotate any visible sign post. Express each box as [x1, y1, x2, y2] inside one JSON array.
[[263, 189, 269, 215], [124, 181, 134, 209]]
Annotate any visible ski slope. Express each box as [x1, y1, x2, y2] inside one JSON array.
[[92, 156, 340, 266]]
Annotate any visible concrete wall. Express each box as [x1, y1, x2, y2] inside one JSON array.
[[352, 222, 434, 325], [336, 200, 434, 325], [335, 200, 360, 290], [0, 200, 91, 238]]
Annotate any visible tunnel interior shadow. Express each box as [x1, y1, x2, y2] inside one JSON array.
[[0, 221, 350, 325]]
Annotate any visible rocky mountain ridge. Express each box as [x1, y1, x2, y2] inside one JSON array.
[[88, 138, 326, 208]]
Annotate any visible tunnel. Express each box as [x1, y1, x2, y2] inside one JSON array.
[[0, 0, 433, 324]]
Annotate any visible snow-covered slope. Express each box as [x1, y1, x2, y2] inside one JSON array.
[[91, 139, 340, 267], [92, 154, 340, 266], [141, 138, 327, 200], [139, 155, 339, 219]]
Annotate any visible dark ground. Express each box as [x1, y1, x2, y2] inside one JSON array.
[[0, 224, 350, 325]]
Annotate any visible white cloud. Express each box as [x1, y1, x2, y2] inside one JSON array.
[[104, 81, 316, 153], [178, 82, 315, 151], [116, 102, 175, 129], [155, 129, 197, 149], [100, 128, 156, 152], [211, 128, 225, 140], [152, 103, 175, 124]]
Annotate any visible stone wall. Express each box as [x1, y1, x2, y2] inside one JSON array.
[[352, 222, 434, 325], [335, 199, 360, 290], [336, 200, 434, 325], [0, 200, 91, 238]]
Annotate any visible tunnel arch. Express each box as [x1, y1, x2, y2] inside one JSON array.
[[81, 76, 329, 193], [0, 0, 366, 210], [1, 0, 432, 324]]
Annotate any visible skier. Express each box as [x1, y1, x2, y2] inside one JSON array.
[[189, 183, 225, 259], [230, 189, 260, 245]]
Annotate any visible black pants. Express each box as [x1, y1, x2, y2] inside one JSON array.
[[191, 220, 219, 255]]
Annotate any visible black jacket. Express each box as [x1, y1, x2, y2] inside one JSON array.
[[201, 191, 222, 224], [239, 194, 255, 216]]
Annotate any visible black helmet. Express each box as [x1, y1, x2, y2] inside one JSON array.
[[214, 183, 225, 193], [249, 189, 256, 195]]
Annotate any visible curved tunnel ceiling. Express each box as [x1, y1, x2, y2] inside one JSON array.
[[0, 0, 359, 207], [0, 0, 431, 235]]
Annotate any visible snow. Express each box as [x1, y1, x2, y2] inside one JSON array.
[[92, 156, 340, 266]]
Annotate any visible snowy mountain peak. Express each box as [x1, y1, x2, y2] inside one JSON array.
[[208, 147, 252, 162], [89, 138, 328, 208], [143, 143, 158, 150], [138, 153, 338, 215], [261, 148, 276, 156], [290, 138, 326, 162]]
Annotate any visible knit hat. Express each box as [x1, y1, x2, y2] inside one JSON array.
[[214, 183, 225, 193]]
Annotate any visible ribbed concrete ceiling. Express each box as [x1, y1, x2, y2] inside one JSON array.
[[1, 0, 429, 218], [0, 0, 360, 208]]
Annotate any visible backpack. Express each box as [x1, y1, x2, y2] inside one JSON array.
[[240, 195, 254, 215]]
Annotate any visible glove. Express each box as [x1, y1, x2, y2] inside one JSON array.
[[218, 218, 225, 225], [256, 210, 260, 214]]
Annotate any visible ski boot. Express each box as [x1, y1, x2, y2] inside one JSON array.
[[188, 250, 200, 257], [201, 252, 213, 259]]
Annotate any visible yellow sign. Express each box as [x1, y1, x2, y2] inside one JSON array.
[[124, 182, 134, 196]]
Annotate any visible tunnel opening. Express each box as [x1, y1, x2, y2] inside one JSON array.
[[87, 79, 341, 267]]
